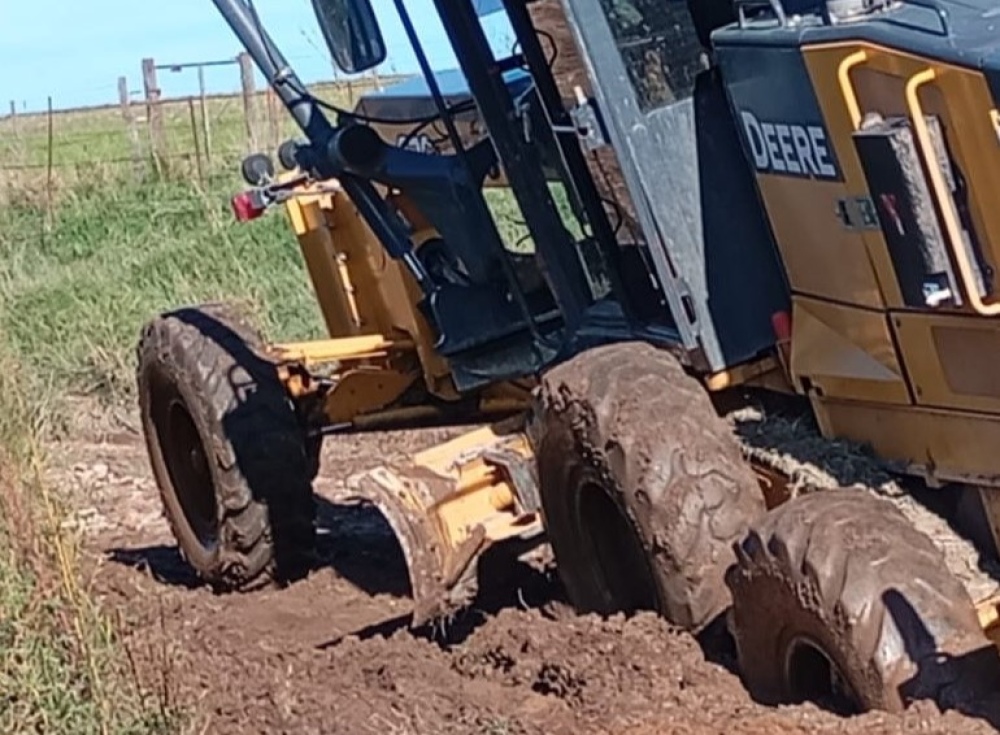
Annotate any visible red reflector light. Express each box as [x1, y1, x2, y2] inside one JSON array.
[[771, 310, 792, 342], [231, 191, 264, 222]]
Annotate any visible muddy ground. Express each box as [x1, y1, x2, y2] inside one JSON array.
[[45, 399, 1000, 735]]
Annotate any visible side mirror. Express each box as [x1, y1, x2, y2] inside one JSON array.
[[311, 0, 387, 74]]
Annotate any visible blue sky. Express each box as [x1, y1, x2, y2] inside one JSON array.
[[0, 0, 515, 113]]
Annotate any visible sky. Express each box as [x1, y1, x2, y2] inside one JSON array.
[[0, 0, 515, 113]]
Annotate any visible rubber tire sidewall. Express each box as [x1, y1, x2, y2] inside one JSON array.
[[533, 341, 766, 634], [727, 489, 1000, 713], [140, 342, 228, 575], [137, 304, 316, 589]]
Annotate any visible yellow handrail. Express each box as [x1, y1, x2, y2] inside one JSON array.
[[905, 67, 999, 314], [837, 50, 869, 130]]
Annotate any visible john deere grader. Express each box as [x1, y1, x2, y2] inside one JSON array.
[[137, 0, 1000, 717]]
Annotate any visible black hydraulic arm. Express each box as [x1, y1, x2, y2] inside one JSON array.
[[210, 0, 433, 291]]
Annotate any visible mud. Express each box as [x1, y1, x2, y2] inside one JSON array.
[[48, 399, 1000, 734]]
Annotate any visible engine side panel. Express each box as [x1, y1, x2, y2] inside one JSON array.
[[714, 2, 1000, 479], [715, 42, 888, 310]]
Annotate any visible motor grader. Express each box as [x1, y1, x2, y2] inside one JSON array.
[[137, 0, 1000, 718]]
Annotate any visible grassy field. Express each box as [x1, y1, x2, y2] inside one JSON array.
[[0, 79, 394, 206], [1, 176, 328, 407], [0, 326, 178, 732]]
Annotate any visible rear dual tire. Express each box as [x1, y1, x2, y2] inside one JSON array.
[[727, 489, 1000, 714], [533, 342, 765, 634], [532, 342, 1000, 715]]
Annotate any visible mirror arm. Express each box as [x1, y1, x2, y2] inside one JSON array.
[[211, 0, 433, 293]]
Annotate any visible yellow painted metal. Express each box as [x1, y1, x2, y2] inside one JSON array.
[[321, 368, 418, 424], [803, 42, 1000, 313], [413, 419, 529, 472], [346, 419, 540, 571], [406, 420, 534, 544], [789, 295, 911, 405], [280, 180, 459, 400], [754, 177, 887, 308], [976, 595, 1000, 646], [790, 42, 1000, 494], [704, 355, 794, 394], [891, 311, 1000, 414], [271, 335, 408, 364], [284, 183, 364, 337], [905, 67, 1000, 316], [811, 394, 1000, 487], [837, 50, 869, 129]]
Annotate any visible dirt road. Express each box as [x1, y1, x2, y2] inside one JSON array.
[[48, 406, 1000, 734]]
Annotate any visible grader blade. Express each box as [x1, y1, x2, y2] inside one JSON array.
[[341, 422, 544, 627]]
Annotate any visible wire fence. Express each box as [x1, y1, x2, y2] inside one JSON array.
[[0, 53, 405, 210]]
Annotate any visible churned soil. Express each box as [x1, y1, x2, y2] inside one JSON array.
[[48, 400, 1000, 734]]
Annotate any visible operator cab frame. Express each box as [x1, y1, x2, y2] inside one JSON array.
[[306, 0, 796, 375], [214, 0, 682, 390], [212, 0, 797, 389]]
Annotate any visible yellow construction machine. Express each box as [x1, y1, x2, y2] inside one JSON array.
[[137, 0, 1000, 718]]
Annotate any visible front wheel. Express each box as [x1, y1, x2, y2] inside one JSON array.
[[726, 489, 1000, 714], [136, 303, 317, 590]]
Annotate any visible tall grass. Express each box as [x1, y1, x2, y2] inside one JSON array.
[[0, 343, 180, 732], [0, 161, 331, 732], [0, 173, 328, 410]]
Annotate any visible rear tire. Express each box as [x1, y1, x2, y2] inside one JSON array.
[[137, 302, 317, 590], [532, 342, 766, 633], [726, 489, 1000, 714]]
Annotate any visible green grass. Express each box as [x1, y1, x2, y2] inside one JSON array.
[[0, 174, 328, 406], [0, 79, 394, 207], [0, 344, 180, 733], [0, 80, 395, 170]]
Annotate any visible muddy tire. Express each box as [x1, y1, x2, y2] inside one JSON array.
[[137, 302, 317, 590], [726, 489, 1000, 714], [532, 342, 766, 634]]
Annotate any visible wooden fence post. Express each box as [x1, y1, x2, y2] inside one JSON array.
[[142, 58, 165, 172], [119, 76, 144, 178], [266, 89, 280, 151], [187, 97, 204, 183], [8, 100, 16, 137], [238, 52, 259, 152], [198, 65, 212, 165], [45, 96, 54, 233]]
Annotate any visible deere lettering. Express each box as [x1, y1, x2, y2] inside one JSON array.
[[740, 111, 837, 179]]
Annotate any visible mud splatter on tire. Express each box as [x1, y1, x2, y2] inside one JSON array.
[[136, 302, 317, 590], [727, 488, 1000, 714], [533, 341, 766, 633]]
